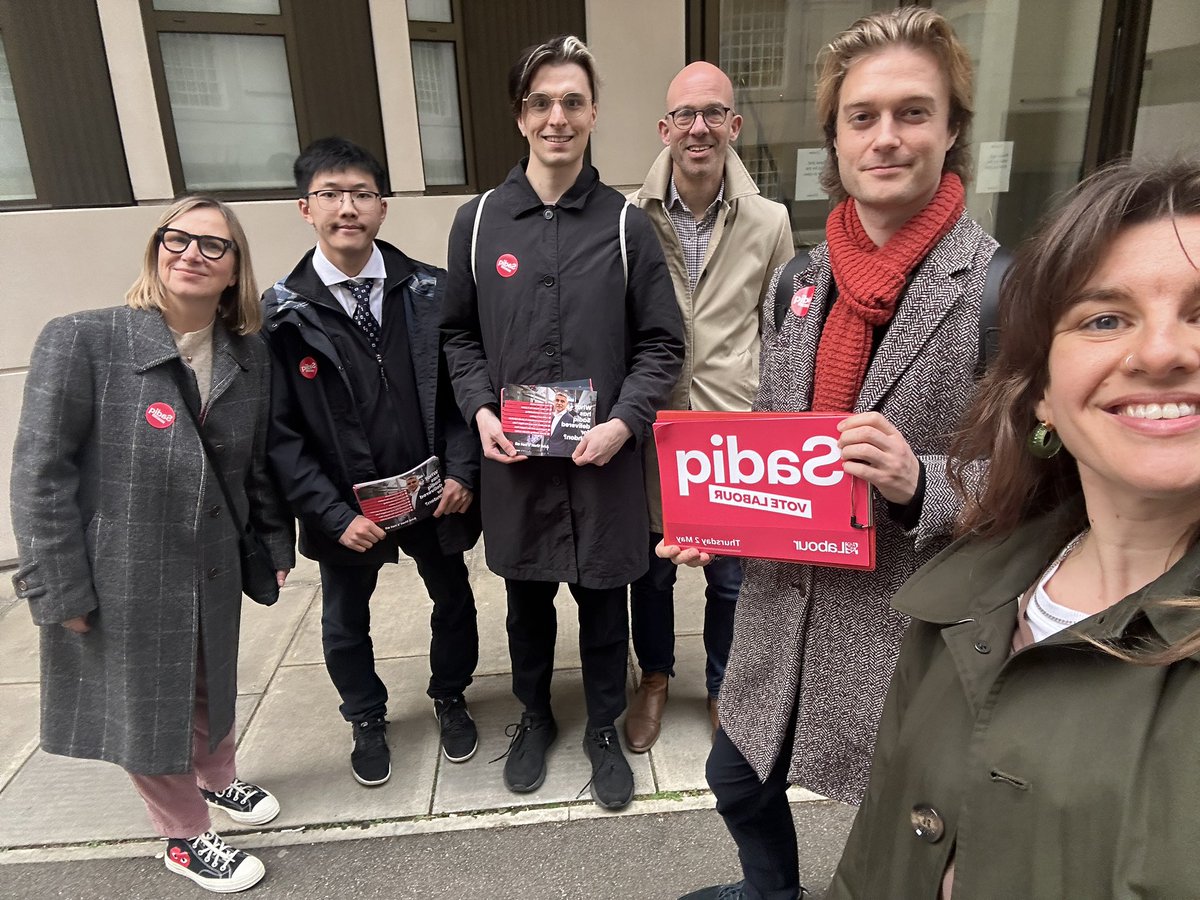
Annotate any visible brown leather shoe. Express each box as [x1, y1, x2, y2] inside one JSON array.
[[624, 671, 669, 752], [707, 696, 720, 738]]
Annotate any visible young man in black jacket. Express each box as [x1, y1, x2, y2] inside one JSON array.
[[263, 137, 482, 787]]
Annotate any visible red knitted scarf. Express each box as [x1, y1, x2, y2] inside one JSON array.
[[810, 172, 965, 412]]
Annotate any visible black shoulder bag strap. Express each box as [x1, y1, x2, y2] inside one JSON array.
[[772, 249, 813, 332], [167, 362, 280, 605]]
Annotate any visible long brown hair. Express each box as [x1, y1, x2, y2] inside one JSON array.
[[951, 157, 1200, 664]]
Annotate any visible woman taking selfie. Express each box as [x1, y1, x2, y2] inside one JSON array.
[[11, 197, 294, 893], [829, 157, 1200, 897]]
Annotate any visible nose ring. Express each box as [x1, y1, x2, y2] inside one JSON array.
[[1122, 353, 1137, 373]]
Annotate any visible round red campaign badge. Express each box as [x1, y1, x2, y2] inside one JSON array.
[[496, 254, 519, 278], [299, 357, 318, 379], [145, 402, 176, 429], [790, 285, 816, 318]]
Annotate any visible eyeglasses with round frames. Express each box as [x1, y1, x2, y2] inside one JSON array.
[[304, 189, 384, 211], [522, 92, 592, 119], [156, 227, 236, 261], [665, 105, 733, 129]]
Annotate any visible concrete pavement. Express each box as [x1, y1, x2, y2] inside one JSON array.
[[0, 544, 851, 896]]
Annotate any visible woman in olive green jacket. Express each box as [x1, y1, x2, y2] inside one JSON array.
[[829, 157, 1200, 899]]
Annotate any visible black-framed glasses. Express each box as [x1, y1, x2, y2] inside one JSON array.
[[665, 105, 732, 129], [157, 227, 236, 261], [522, 92, 592, 119], [304, 189, 384, 210]]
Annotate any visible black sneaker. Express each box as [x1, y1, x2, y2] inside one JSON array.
[[582, 725, 634, 810], [164, 830, 265, 893], [200, 778, 280, 826], [497, 711, 557, 792], [350, 717, 391, 786], [434, 695, 478, 763]]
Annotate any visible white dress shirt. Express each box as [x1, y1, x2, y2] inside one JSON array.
[[312, 242, 387, 325]]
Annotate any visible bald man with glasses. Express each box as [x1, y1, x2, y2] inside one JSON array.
[[626, 63, 793, 753]]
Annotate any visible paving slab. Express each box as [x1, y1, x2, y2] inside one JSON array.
[[232, 656, 439, 829], [432, 669, 653, 815], [0, 695, 262, 848], [236, 582, 318, 695], [636, 633, 713, 793], [0, 683, 39, 792], [0, 600, 39, 685]]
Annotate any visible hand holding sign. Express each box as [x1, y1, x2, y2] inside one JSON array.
[[836, 412, 920, 506]]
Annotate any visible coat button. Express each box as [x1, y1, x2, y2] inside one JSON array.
[[209, 506, 222, 518], [207, 568, 220, 580], [974, 640, 990, 654], [15, 579, 27, 592], [543, 208, 554, 220], [552, 476, 562, 486], [543, 275, 555, 287], [544, 346, 556, 357], [911, 805, 945, 843]]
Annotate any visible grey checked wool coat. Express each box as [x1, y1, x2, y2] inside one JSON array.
[[718, 214, 998, 804], [10, 307, 295, 775]]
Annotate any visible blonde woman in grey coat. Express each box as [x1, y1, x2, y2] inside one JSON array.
[[11, 197, 295, 893]]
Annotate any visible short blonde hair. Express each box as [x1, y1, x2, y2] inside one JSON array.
[[126, 196, 262, 335], [815, 7, 975, 201]]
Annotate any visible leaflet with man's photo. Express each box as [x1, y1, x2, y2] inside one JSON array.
[[500, 379, 596, 457], [352, 455, 443, 531]]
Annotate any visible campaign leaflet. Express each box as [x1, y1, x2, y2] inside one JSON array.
[[500, 379, 596, 457], [653, 411, 875, 570], [352, 455, 442, 531]]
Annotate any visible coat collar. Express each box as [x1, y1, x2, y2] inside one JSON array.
[[273, 240, 418, 313], [894, 498, 1200, 660], [496, 158, 600, 217], [635, 147, 762, 206], [857, 213, 989, 411], [127, 306, 251, 377]]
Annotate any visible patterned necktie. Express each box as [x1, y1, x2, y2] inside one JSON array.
[[346, 278, 379, 350]]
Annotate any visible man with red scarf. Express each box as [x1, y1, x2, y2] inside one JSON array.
[[672, 9, 1000, 900]]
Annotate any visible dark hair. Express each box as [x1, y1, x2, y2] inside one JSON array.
[[815, 7, 974, 201], [293, 136, 388, 196], [508, 35, 598, 119], [951, 156, 1200, 541]]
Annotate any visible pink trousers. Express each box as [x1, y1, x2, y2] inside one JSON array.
[[126, 655, 237, 839]]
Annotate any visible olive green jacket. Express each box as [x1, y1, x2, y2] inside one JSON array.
[[829, 502, 1200, 899]]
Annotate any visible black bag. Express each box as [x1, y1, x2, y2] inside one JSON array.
[[170, 364, 280, 606]]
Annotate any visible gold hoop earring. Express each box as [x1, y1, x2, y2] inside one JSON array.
[[1027, 420, 1063, 459]]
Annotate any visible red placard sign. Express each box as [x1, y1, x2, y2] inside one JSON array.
[[653, 411, 875, 570]]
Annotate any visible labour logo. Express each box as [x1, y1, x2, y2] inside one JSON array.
[[145, 402, 176, 429], [299, 357, 318, 379], [496, 254, 519, 278]]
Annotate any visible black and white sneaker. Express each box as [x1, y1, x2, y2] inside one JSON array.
[[201, 779, 280, 826], [164, 830, 265, 893], [351, 717, 391, 786], [434, 695, 478, 763], [583, 725, 634, 810]]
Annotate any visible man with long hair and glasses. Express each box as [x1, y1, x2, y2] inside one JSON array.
[[263, 137, 482, 790]]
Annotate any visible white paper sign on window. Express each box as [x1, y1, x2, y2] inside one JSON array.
[[976, 141, 1014, 194], [794, 148, 827, 202]]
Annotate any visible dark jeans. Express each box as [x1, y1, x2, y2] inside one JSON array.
[[319, 525, 478, 722], [707, 727, 801, 900], [504, 579, 628, 729], [629, 532, 742, 697]]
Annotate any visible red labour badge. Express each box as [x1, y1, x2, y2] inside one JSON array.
[[145, 402, 176, 429], [496, 254, 519, 278], [790, 285, 815, 318], [299, 357, 318, 379]]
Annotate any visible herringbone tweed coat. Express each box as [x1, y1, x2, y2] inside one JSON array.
[[719, 214, 998, 804], [10, 307, 295, 775]]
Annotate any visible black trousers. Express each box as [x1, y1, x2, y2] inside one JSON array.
[[707, 727, 801, 900], [319, 524, 478, 722], [504, 579, 628, 729]]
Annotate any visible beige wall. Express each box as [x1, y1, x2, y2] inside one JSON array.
[[0, 2, 688, 563]]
